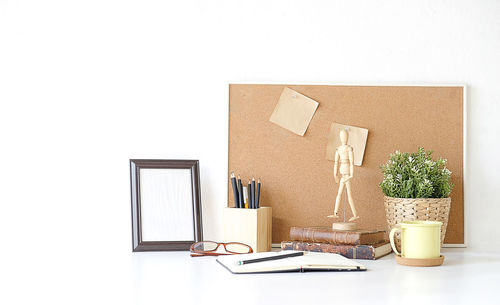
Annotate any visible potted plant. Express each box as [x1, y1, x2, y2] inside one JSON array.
[[380, 148, 453, 251]]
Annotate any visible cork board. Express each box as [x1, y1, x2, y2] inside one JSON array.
[[228, 84, 464, 245]]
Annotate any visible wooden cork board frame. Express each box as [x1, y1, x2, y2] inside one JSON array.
[[228, 84, 465, 246]]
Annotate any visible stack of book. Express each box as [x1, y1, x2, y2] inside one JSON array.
[[281, 226, 392, 260]]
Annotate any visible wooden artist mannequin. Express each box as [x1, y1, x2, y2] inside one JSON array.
[[328, 129, 359, 222]]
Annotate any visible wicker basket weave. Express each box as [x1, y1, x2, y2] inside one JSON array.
[[384, 196, 451, 252]]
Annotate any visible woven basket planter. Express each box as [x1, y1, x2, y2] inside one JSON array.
[[384, 196, 451, 252]]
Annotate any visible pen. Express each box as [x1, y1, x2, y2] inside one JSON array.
[[230, 172, 239, 208], [256, 178, 261, 209], [247, 179, 252, 209], [237, 175, 243, 208], [251, 177, 256, 209], [237, 252, 304, 265]]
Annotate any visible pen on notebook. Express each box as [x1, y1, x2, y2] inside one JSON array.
[[243, 186, 248, 208], [237, 252, 304, 265], [251, 177, 256, 209], [230, 172, 239, 208], [256, 178, 261, 209], [247, 179, 252, 209], [237, 175, 243, 208]]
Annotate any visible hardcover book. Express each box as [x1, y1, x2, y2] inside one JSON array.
[[281, 241, 392, 260], [290, 226, 386, 245]]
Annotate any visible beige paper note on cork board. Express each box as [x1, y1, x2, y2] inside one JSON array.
[[326, 122, 369, 166], [269, 87, 319, 136]]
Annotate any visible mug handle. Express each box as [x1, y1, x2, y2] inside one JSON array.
[[389, 227, 401, 256]]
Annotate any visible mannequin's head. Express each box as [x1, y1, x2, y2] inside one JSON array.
[[339, 129, 348, 145]]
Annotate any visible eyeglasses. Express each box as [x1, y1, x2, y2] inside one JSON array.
[[190, 241, 253, 257]]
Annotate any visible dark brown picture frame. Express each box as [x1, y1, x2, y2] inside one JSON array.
[[130, 159, 203, 251]]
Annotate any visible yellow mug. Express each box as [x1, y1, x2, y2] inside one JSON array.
[[389, 221, 442, 259]]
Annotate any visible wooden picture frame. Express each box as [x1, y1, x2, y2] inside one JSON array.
[[130, 159, 203, 251]]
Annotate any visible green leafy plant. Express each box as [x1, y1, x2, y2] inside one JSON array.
[[380, 147, 453, 198]]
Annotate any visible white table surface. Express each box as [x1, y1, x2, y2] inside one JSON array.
[[130, 248, 500, 305]]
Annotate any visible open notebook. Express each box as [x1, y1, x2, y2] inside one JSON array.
[[216, 250, 366, 274]]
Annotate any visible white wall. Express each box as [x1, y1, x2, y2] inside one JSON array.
[[1, 0, 499, 303]]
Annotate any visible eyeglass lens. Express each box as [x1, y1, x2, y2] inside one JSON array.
[[224, 243, 251, 253], [193, 241, 218, 251]]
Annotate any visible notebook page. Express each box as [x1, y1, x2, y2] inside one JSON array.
[[217, 251, 302, 273], [287, 252, 366, 269]]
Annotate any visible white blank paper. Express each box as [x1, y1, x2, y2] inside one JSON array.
[[139, 168, 194, 242]]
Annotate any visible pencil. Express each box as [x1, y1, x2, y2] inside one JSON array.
[[237, 251, 304, 265], [247, 179, 252, 209], [243, 186, 248, 208], [251, 177, 256, 209], [256, 178, 261, 209], [237, 175, 243, 209], [230, 172, 239, 208]]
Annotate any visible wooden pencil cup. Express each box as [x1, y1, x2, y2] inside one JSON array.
[[223, 207, 272, 253]]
